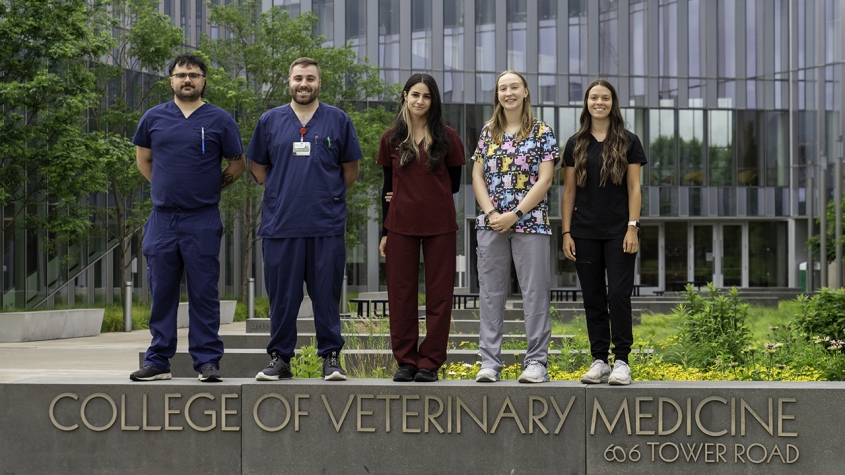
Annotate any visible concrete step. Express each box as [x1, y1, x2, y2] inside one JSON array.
[[220, 332, 575, 350], [145, 348, 652, 378]]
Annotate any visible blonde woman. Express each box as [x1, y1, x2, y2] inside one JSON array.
[[471, 71, 558, 383]]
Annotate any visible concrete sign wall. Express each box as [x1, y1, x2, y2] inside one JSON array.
[[1, 379, 842, 474]]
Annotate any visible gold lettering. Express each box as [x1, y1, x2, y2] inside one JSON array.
[[635, 397, 654, 435], [647, 441, 659, 461], [695, 397, 728, 436], [658, 397, 682, 436], [376, 395, 399, 433], [767, 444, 785, 464], [680, 443, 703, 462], [528, 396, 548, 435], [222, 394, 239, 431], [424, 396, 444, 434], [549, 396, 575, 435], [143, 394, 161, 431], [321, 394, 354, 433], [49, 393, 78, 431], [740, 398, 773, 436], [185, 393, 216, 432], [80, 393, 117, 432], [447, 396, 452, 433], [456, 396, 487, 434], [402, 395, 421, 433], [254, 394, 291, 432], [686, 398, 692, 436], [746, 443, 767, 464], [121, 394, 139, 431], [590, 397, 631, 435], [777, 398, 797, 437], [164, 393, 183, 431], [716, 443, 727, 463], [659, 442, 679, 463], [703, 443, 715, 462], [490, 396, 525, 434], [735, 443, 746, 463], [731, 397, 736, 436], [786, 444, 799, 463], [294, 394, 309, 432], [357, 394, 375, 433]]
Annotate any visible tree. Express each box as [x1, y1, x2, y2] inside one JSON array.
[[0, 0, 113, 244], [200, 0, 396, 301], [87, 0, 183, 286], [808, 194, 845, 264]]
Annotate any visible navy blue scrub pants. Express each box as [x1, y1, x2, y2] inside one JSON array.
[[142, 206, 224, 372], [573, 237, 636, 364], [262, 236, 346, 360]]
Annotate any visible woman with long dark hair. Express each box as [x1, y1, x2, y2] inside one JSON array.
[[561, 78, 647, 386], [472, 70, 558, 383], [377, 74, 465, 382]]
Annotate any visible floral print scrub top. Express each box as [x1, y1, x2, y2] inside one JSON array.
[[473, 120, 559, 234]]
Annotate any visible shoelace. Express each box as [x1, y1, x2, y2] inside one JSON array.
[[325, 353, 340, 366]]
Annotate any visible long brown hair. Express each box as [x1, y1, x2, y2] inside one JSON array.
[[572, 79, 628, 187], [387, 74, 449, 170], [488, 70, 535, 145]]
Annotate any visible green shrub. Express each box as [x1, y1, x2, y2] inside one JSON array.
[[671, 283, 752, 370], [291, 344, 323, 378], [796, 288, 845, 340]]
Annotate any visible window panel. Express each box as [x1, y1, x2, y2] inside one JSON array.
[[708, 110, 736, 186], [649, 109, 677, 186]]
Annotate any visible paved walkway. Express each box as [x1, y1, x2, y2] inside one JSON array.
[[0, 322, 247, 383]]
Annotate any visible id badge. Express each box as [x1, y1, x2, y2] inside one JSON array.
[[293, 141, 311, 156]]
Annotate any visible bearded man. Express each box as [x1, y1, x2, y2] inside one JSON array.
[[247, 57, 362, 381], [131, 53, 245, 382]]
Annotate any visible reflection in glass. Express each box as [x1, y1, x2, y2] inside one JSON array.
[[749, 222, 787, 286], [665, 222, 688, 285], [737, 111, 762, 186], [475, 0, 495, 71], [569, 0, 587, 75], [708, 110, 735, 185], [649, 109, 676, 186], [679, 110, 705, 185], [639, 225, 659, 286], [538, 0, 556, 74], [693, 225, 713, 284], [412, 0, 431, 70], [717, 187, 736, 216], [659, 187, 678, 216], [313, 0, 334, 42], [765, 111, 788, 186], [722, 225, 742, 286], [689, 188, 704, 216], [346, 0, 367, 58], [598, 0, 618, 74], [506, 0, 527, 71], [379, 0, 400, 69]]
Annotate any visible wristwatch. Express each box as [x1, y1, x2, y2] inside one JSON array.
[[627, 220, 640, 229], [514, 209, 524, 218]]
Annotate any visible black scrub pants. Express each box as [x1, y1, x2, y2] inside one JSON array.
[[573, 237, 636, 363]]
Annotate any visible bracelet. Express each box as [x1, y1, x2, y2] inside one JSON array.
[[562, 231, 571, 235]]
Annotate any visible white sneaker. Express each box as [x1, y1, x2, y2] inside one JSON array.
[[580, 359, 611, 384], [518, 360, 550, 383], [608, 360, 632, 385], [475, 367, 500, 382]]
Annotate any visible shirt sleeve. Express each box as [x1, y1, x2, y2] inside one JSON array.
[[376, 131, 393, 167], [562, 136, 576, 168], [472, 125, 490, 163], [132, 111, 152, 148], [246, 114, 269, 165], [537, 122, 559, 165], [627, 131, 648, 165], [220, 112, 244, 159], [340, 113, 364, 163]]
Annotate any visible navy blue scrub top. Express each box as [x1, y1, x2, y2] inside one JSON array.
[[247, 103, 363, 238], [133, 101, 243, 209]]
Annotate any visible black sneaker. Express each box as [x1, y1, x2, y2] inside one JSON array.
[[322, 351, 347, 381], [414, 368, 438, 382], [393, 365, 416, 382], [255, 352, 292, 381], [198, 364, 222, 382], [130, 365, 171, 381]]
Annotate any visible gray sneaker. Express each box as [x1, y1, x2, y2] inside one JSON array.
[[518, 360, 550, 383], [322, 351, 347, 381], [608, 360, 632, 385], [256, 352, 292, 381], [475, 367, 500, 382], [580, 359, 611, 384]]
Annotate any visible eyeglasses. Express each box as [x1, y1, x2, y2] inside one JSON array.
[[171, 73, 205, 80]]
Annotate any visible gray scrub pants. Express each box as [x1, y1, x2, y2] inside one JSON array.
[[476, 230, 552, 372]]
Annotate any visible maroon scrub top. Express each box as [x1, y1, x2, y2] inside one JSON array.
[[377, 126, 465, 236]]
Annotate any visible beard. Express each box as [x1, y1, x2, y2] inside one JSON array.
[[173, 83, 203, 102], [290, 84, 320, 105]]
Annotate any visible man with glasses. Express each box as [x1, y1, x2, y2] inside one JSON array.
[[130, 53, 245, 382]]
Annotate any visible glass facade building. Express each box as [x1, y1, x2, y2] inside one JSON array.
[[2, 0, 843, 309]]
